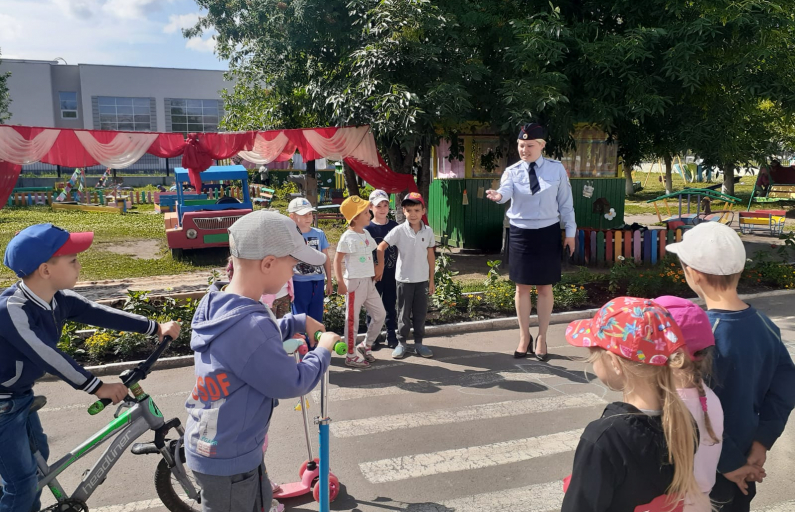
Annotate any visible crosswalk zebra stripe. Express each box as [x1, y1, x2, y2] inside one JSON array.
[[403, 481, 563, 512], [360, 428, 584, 484], [755, 501, 795, 512], [331, 392, 605, 438], [311, 368, 573, 403]]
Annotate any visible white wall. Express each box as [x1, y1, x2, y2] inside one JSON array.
[[78, 64, 232, 131], [0, 60, 56, 127]]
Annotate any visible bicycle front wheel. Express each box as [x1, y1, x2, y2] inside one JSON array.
[[154, 455, 201, 512]]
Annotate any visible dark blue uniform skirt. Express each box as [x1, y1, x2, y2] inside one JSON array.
[[508, 223, 562, 285]]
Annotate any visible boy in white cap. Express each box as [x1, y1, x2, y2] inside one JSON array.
[[287, 197, 331, 324], [185, 211, 341, 512], [666, 222, 795, 511], [364, 190, 399, 350]]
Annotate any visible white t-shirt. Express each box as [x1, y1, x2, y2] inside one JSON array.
[[677, 386, 724, 512], [384, 221, 436, 283], [337, 229, 377, 279]]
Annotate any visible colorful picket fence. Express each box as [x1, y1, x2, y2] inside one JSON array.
[[7, 191, 55, 206], [573, 227, 686, 267]]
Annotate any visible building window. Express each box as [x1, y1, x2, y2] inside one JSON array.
[[98, 97, 152, 131], [169, 99, 220, 135], [60, 92, 78, 119]]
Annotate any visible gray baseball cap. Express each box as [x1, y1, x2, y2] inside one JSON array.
[[228, 211, 326, 265]]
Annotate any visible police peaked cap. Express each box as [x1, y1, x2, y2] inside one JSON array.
[[518, 123, 546, 140]]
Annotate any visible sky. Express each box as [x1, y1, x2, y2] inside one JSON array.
[[0, 0, 227, 70]]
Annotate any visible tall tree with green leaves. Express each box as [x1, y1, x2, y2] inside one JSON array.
[[0, 48, 11, 124], [188, 0, 480, 201]]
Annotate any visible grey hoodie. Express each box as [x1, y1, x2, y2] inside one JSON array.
[[184, 284, 330, 476]]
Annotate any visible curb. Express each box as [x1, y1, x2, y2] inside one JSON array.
[[39, 288, 795, 381]]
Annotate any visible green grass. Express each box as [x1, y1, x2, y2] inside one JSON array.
[[622, 174, 784, 216], [0, 205, 214, 286]]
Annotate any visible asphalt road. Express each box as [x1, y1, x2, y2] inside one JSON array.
[[34, 292, 795, 512]]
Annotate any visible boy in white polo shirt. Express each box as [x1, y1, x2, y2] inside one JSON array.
[[376, 192, 436, 359]]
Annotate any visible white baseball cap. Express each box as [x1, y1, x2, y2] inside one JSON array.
[[287, 197, 316, 215], [228, 211, 326, 265], [666, 222, 746, 275], [368, 189, 390, 206]]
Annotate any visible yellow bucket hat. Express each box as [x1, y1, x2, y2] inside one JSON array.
[[340, 195, 371, 224]]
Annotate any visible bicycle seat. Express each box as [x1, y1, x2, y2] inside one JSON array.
[[30, 396, 47, 413]]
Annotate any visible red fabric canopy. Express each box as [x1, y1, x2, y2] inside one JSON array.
[[0, 125, 418, 207]]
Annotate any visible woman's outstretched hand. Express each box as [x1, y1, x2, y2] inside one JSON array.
[[485, 190, 502, 202]]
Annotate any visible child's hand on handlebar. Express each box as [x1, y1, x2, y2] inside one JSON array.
[[94, 382, 128, 404], [305, 316, 325, 347], [158, 321, 181, 341], [317, 332, 342, 353]]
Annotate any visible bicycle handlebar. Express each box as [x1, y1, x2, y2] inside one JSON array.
[[88, 336, 174, 415]]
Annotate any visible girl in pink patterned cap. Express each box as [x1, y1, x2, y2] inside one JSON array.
[[655, 296, 726, 512], [562, 296, 705, 512]]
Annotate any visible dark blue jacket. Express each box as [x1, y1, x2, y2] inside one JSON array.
[[708, 306, 795, 473], [0, 282, 157, 398]]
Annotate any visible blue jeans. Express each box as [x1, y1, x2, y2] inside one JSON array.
[[0, 392, 49, 512], [292, 280, 325, 322]]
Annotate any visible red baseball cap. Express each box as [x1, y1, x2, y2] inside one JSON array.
[[565, 297, 686, 366], [54, 231, 94, 256], [654, 296, 715, 358], [401, 192, 426, 208]]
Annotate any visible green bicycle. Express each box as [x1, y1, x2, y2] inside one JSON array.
[[32, 336, 201, 512]]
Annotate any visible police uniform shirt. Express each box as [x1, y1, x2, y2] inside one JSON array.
[[495, 155, 576, 237]]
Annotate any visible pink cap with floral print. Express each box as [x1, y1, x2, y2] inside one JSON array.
[[565, 296, 686, 366]]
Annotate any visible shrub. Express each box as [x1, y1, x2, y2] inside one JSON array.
[[433, 247, 466, 320]]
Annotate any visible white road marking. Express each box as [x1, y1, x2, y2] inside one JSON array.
[[311, 368, 574, 403], [755, 501, 795, 512], [331, 393, 604, 438], [64, 486, 795, 512], [92, 498, 166, 512], [359, 428, 583, 484], [404, 480, 563, 512], [39, 391, 190, 413]]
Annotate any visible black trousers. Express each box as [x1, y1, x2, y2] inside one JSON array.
[[397, 281, 429, 345], [710, 474, 756, 512]]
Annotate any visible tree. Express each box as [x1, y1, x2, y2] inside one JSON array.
[[0, 48, 11, 124], [189, 0, 795, 200], [188, 0, 479, 203]]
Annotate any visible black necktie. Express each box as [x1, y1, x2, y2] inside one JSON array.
[[528, 161, 541, 194]]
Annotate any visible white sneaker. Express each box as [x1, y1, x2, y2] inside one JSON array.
[[357, 342, 375, 362], [345, 354, 370, 368]]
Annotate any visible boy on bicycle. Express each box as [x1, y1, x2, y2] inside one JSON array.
[[0, 224, 180, 512]]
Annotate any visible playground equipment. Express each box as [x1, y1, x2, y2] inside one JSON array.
[[647, 188, 741, 230], [747, 161, 795, 209], [52, 168, 127, 213], [164, 165, 252, 257], [739, 209, 787, 236]]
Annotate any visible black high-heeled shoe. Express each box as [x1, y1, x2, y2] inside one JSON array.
[[513, 335, 534, 358], [534, 336, 549, 362]]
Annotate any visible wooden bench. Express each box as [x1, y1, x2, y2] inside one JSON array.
[[315, 204, 345, 224], [251, 186, 275, 207], [739, 210, 786, 236]]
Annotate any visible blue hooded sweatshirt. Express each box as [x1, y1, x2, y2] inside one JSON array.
[[184, 284, 331, 476]]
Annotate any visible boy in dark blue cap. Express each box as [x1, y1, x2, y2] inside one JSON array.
[[0, 224, 181, 512]]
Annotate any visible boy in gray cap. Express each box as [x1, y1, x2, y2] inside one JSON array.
[[185, 211, 341, 512]]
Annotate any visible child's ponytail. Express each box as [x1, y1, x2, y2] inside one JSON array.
[[660, 350, 708, 510]]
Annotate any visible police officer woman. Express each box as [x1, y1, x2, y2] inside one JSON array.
[[486, 123, 576, 361]]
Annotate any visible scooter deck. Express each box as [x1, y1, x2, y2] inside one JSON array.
[[273, 481, 312, 499]]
